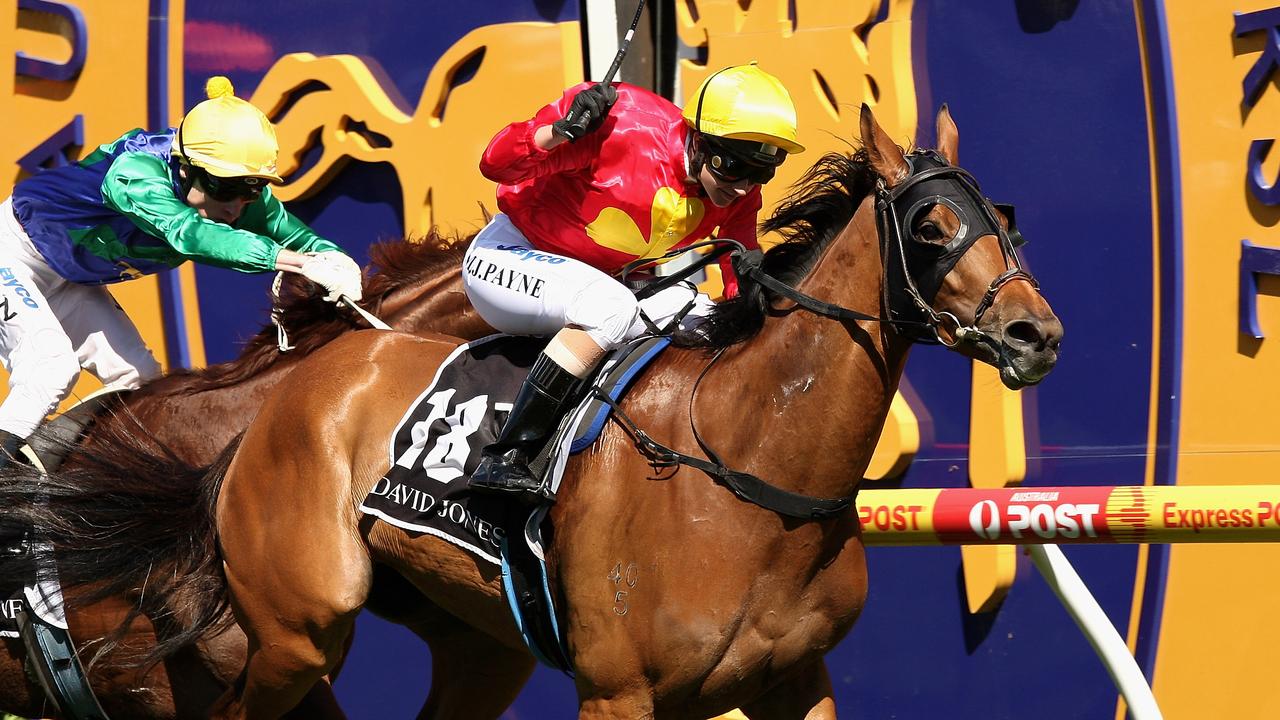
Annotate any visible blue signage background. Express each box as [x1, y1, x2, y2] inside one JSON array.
[[837, 2, 1154, 718]]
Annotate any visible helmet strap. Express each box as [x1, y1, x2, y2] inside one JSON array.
[[174, 121, 198, 199], [176, 163, 197, 200], [685, 132, 710, 192]]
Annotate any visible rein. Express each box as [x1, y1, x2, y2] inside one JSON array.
[[607, 150, 1040, 522], [271, 271, 392, 353], [731, 247, 932, 331], [591, 358, 854, 520]]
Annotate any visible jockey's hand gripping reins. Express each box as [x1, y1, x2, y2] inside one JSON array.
[[272, 271, 392, 353]]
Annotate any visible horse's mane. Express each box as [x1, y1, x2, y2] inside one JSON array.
[[681, 148, 879, 349], [153, 229, 472, 395]]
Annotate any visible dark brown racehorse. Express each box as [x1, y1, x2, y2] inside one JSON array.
[[1, 105, 1063, 719], [0, 234, 489, 719]]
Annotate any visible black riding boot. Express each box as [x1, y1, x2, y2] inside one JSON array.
[[468, 353, 582, 501]]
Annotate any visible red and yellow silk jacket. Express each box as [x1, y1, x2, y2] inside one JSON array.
[[480, 82, 760, 297]]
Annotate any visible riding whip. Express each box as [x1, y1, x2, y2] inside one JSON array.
[[601, 0, 647, 86], [341, 295, 392, 330], [556, 0, 647, 139]]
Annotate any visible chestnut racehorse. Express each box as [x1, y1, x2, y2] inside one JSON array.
[[1, 105, 1062, 718], [0, 234, 489, 719]]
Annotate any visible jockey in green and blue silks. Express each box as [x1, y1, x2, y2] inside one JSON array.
[[0, 76, 365, 465]]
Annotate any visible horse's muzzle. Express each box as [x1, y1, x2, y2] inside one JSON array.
[[997, 315, 1063, 389]]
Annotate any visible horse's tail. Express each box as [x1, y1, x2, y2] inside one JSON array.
[[0, 423, 240, 669]]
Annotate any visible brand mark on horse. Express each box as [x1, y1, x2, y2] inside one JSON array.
[[608, 561, 639, 616]]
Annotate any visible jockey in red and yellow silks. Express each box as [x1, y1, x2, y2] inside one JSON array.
[[462, 62, 804, 502], [480, 80, 760, 298]]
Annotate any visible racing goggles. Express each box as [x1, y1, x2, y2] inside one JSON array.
[[703, 137, 784, 185], [191, 166, 266, 202]]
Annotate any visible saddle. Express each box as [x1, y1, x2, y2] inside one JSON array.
[[360, 333, 670, 672], [24, 388, 124, 473]]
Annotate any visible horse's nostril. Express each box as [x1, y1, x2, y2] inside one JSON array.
[[1004, 319, 1042, 348]]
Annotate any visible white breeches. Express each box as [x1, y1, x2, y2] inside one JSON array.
[[461, 213, 715, 350], [0, 197, 161, 437]]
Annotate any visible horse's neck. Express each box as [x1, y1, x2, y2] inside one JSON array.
[[381, 262, 501, 342], [380, 264, 470, 334], [111, 367, 293, 465], [712, 199, 910, 500]]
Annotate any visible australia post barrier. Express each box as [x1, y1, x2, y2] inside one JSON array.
[[857, 486, 1280, 545]]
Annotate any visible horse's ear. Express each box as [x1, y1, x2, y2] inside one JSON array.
[[860, 103, 909, 186], [936, 104, 959, 166]]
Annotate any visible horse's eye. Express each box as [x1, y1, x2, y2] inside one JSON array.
[[917, 222, 946, 243]]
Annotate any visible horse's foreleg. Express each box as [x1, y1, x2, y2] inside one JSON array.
[[737, 660, 837, 720], [359, 561, 535, 720], [212, 459, 372, 718], [414, 622, 535, 719], [209, 565, 361, 720]]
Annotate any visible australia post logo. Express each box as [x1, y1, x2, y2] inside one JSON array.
[[964, 491, 1103, 542]]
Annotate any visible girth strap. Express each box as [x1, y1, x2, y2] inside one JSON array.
[[16, 605, 109, 720], [590, 388, 856, 520]]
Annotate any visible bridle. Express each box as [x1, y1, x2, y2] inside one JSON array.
[[876, 149, 1037, 351], [732, 148, 1038, 355]]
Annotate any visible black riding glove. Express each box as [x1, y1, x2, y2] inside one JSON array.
[[551, 83, 619, 142]]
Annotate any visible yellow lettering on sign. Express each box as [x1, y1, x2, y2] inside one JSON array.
[[250, 22, 583, 237]]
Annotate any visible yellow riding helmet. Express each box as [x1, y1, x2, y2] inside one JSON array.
[[173, 76, 283, 182], [682, 62, 805, 157]]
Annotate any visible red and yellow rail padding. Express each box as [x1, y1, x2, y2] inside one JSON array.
[[857, 486, 1280, 545]]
